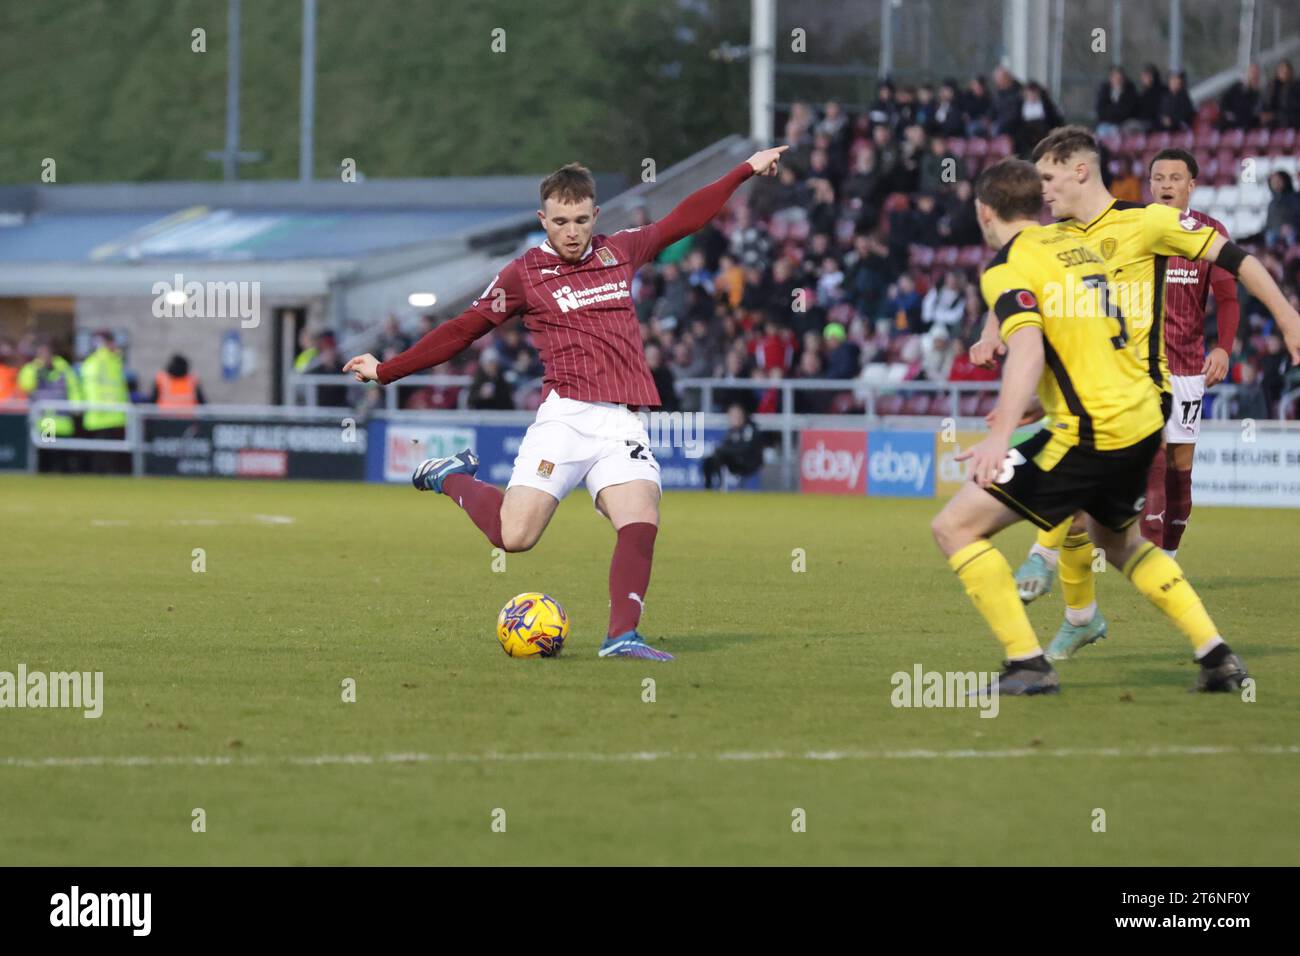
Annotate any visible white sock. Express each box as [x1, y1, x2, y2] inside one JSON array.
[[1163, 548, 1178, 559], [1029, 543, 1060, 570], [1065, 601, 1097, 626], [1194, 635, 1225, 660]]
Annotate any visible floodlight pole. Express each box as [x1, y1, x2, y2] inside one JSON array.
[[300, 0, 317, 182], [750, 0, 775, 143]]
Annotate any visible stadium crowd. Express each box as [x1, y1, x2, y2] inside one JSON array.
[[310, 60, 1300, 419]]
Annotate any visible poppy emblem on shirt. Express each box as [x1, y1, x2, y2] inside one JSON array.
[[537, 460, 554, 478], [1016, 290, 1037, 310], [595, 247, 617, 266]]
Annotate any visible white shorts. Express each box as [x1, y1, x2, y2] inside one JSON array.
[[507, 392, 661, 504], [1164, 374, 1206, 444]]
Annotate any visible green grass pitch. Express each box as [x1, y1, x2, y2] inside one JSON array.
[[1, 473, 1296, 865]]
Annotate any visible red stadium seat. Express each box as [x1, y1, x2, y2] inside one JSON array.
[[1219, 128, 1245, 151], [829, 392, 863, 414], [909, 244, 935, 268], [1099, 132, 1122, 156], [965, 137, 989, 159], [1245, 128, 1271, 152], [1171, 130, 1195, 151], [875, 393, 905, 416], [903, 393, 932, 416], [521, 389, 543, 411], [1270, 127, 1297, 151], [927, 393, 953, 417], [1197, 100, 1221, 125], [947, 138, 968, 157], [989, 135, 1014, 158], [958, 393, 981, 417], [1147, 131, 1172, 152], [975, 393, 998, 417], [1214, 149, 1239, 184], [958, 245, 986, 268], [1196, 127, 1220, 151], [1121, 131, 1147, 156], [1193, 150, 1214, 177]]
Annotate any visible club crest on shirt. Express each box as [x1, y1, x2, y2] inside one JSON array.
[[1100, 238, 1118, 259], [537, 460, 554, 478], [1179, 215, 1198, 231], [595, 246, 617, 266]]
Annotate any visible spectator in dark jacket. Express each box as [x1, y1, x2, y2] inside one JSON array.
[[886, 275, 924, 334], [1157, 71, 1195, 130], [822, 322, 861, 379], [1220, 63, 1264, 130], [967, 76, 993, 136], [1096, 67, 1139, 135], [919, 135, 957, 195], [1014, 82, 1064, 156], [990, 66, 1023, 137], [793, 349, 833, 414], [914, 85, 937, 132], [1134, 64, 1165, 128], [931, 80, 967, 137], [1259, 334, 1292, 411], [467, 350, 514, 409], [869, 81, 900, 129], [842, 148, 883, 225], [1261, 60, 1300, 129], [645, 341, 679, 412], [940, 180, 983, 246], [962, 76, 993, 136], [1264, 171, 1300, 246], [702, 403, 764, 489]]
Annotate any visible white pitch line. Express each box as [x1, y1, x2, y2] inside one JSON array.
[[0, 744, 1297, 769]]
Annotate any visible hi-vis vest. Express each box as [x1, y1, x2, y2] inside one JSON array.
[[80, 347, 129, 431], [155, 372, 198, 408]]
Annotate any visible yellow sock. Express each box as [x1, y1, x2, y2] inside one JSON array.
[[1036, 518, 1071, 551], [949, 541, 1041, 659], [1124, 543, 1219, 651], [1060, 531, 1096, 611]]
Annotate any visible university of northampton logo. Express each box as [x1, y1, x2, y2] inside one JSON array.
[[1100, 237, 1118, 259], [537, 460, 554, 478], [595, 246, 617, 266]]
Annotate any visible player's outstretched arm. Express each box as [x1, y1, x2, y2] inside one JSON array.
[[650, 145, 788, 251], [1203, 234, 1300, 363], [959, 327, 1044, 487], [344, 310, 496, 384]]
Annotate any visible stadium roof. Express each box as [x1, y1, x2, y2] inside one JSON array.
[[0, 137, 755, 308], [0, 175, 621, 296]]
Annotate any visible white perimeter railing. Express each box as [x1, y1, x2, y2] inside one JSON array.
[[13, 380, 1300, 482]]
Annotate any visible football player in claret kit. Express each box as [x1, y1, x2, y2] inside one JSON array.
[[1141, 148, 1239, 557], [344, 146, 788, 661]]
